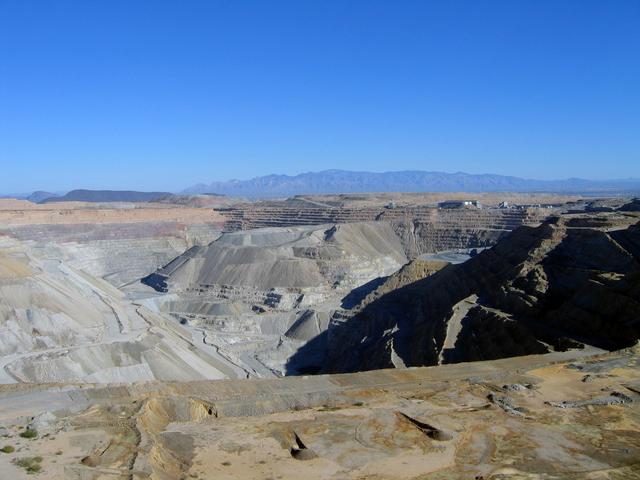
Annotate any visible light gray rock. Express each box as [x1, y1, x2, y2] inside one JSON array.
[[29, 411, 56, 430]]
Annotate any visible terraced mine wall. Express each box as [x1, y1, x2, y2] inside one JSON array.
[[0, 202, 225, 225], [0, 221, 222, 287], [0, 202, 227, 286], [214, 205, 550, 256]]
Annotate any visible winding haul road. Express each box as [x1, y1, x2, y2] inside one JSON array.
[[1, 259, 247, 384]]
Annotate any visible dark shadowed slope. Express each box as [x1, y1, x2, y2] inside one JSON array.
[[288, 210, 640, 375]]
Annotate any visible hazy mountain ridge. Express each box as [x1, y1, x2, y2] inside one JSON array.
[[40, 189, 173, 203], [183, 170, 640, 197], [27, 191, 59, 203]]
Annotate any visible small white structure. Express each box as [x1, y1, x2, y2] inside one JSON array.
[[438, 200, 481, 209]]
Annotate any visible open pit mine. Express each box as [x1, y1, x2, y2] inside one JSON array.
[[0, 193, 639, 479]]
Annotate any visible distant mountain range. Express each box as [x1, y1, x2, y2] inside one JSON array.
[[27, 191, 60, 203], [39, 189, 172, 203], [4, 171, 640, 203], [182, 170, 640, 197]]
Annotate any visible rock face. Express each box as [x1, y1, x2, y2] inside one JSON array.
[[349, 259, 450, 311], [303, 212, 640, 374], [214, 202, 549, 255]]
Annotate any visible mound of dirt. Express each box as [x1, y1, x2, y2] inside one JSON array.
[[144, 222, 407, 292]]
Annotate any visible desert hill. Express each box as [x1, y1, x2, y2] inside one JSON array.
[[144, 222, 407, 292], [40, 189, 173, 203], [25, 191, 59, 203], [141, 222, 408, 376]]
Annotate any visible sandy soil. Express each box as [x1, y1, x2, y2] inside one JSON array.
[[1, 347, 637, 479]]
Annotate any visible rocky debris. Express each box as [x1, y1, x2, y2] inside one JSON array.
[[138, 222, 408, 376], [2, 196, 638, 387], [2, 216, 412, 382], [396, 412, 452, 441], [546, 391, 634, 408], [502, 383, 532, 391], [289, 432, 317, 460], [567, 357, 633, 374], [0, 194, 579, 385], [581, 374, 612, 382], [28, 411, 56, 430], [444, 306, 549, 363], [487, 393, 530, 417]]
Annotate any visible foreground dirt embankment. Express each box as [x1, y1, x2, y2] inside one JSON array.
[[0, 200, 226, 288], [0, 346, 638, 479]]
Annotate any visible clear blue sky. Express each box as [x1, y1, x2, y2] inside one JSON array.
[[1, 1, 639, 193]]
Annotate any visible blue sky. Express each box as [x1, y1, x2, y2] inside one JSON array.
[[1, 1, 639, 193]]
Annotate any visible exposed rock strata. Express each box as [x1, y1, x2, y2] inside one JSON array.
[[214, 204, 550, 256], [304, 212, 640, 374], [0, 203, 224, 287], [0, 237, 244, 383]]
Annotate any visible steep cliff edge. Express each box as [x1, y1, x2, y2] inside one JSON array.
[[305, 212, 640, 374]]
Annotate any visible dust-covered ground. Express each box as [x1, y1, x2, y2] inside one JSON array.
[[0, 346, 638, 479]]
